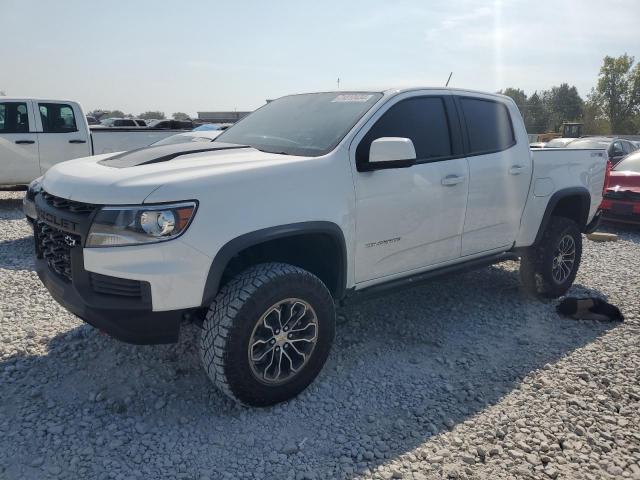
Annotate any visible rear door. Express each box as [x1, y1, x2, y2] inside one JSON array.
[[35, 102, 91, 174], [456, 95, 531, 255], [0, 100, 40, 184]]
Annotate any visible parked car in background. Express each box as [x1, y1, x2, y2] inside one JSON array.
[[149, 119, 194, 129], [567, 137, 638, 166], [193, 123, 232, 131], [544, 138, 576, 148], [86, 115, 99, 125], [600, 150, 640, 224], [150, 129, 222, 146], [0, 98, 184, 185], [99, 118, 147, 128]]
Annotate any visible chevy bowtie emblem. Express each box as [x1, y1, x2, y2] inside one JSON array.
[[64, 235, 78, 247]]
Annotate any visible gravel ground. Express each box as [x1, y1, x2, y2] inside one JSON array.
[[0, 190, 639, 480]]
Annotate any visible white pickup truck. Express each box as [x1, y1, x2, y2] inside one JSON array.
[[26, 88, 607, 406], [0, 98, 186, 186]]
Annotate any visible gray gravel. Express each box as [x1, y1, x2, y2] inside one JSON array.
[[0, 190, 639, 480]]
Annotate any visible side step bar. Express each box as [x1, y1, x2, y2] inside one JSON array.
[[341, 252, 519, 305]]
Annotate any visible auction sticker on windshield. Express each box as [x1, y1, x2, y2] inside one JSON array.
[[331, 94, 374, 103]]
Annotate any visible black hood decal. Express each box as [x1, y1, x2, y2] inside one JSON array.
[[98, 142, 251, 168]]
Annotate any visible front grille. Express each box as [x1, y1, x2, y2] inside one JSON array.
[[90, 273, 143, 298], [35, 221, 79, 282], [604, 190, 640, 202], [41, 191, 97, 215]]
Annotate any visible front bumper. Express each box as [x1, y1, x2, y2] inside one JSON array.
[[32, 191, 211, 344], [36, 256, 184, 344]]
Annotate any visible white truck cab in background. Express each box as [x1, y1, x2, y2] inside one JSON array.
[[0, 98, 186, 186]]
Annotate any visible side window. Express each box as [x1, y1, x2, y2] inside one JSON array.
[[612, 141, 624, 156], [356, 97, 452, 167], [39, 103, 78, 133], [460, 98, 515, 155], [0, 102, 30, 133]]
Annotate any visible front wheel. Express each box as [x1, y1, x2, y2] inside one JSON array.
[[200, 262, 335, 406], [519, 216, 582, 298]]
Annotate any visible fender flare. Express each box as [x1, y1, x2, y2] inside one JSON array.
[[201, 221, 348, 306], [533, 187, 591, 245]]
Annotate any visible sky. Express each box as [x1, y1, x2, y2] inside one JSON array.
[[1, 0, 638, 116]]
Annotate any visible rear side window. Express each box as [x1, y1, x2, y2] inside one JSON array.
[[0, 102, 30, 133], [356, 97, 452, 166], [39, 103, 77, 133], [460, 98, 515, 155]]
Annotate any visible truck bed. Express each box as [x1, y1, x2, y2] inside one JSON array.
[[515, 148, 608, 246]]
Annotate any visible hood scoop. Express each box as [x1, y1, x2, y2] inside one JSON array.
[[98, 142, 251, 168]]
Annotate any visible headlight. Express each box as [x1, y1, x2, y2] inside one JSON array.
[[86, 201, 197, 247], [23, 177, 43, 219]]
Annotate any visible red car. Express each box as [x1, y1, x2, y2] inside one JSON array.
[[601, 150, 640, 224]]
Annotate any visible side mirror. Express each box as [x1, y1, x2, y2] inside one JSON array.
[[367, 137, 416, 169]]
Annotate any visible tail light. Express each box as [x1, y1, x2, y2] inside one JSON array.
[[603, 159, 612, 196], [599, 160, 613, 209]]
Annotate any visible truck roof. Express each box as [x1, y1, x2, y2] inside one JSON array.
[[272, 88, 512, 102], [0, 97, 79, 104]]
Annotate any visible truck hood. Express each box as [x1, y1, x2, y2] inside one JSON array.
[[609, 170, 640, 193], [41, 143, 310, 204]]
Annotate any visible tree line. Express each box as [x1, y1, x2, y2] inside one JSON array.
[[500, 54, 640, 135]]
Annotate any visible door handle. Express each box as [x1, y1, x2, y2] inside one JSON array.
[[509, 165, 524, 175], [69, 139, 87, 144], [15, 140, 35, 145], [441, 174, 465, 186]]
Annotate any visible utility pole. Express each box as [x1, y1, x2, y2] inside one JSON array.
[[337, 78, 340, 89]]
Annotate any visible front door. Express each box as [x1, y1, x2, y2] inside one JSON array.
[[351, 93, 469, 284], [0, 101, 40, 185]]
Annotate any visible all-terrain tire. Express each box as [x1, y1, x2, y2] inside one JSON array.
[[519, 216, 582, 298], [200, 262, 335, 406]]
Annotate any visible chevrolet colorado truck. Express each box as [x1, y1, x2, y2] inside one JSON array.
[[26, 88, 607, 406], [0, 98, 185, 186]]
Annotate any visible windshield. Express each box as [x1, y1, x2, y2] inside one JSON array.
[[613, 152, 640, 172], [215, 92, 383, 156], [567, 138, 611, 149]]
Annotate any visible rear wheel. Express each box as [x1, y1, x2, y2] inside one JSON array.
[[519, 216, 582, 298], [200, 262, 335, 406]]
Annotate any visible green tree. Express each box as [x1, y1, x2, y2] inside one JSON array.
[[500, 87, 529, 125], [172, 112, 190, 121], [525, 92, 550, 133], [138, 111, 166, 120], [542, 83, 583, 132], [591, 54, 640, 134], [582, 92, 611, 135], [88, 110, 126, 120]]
